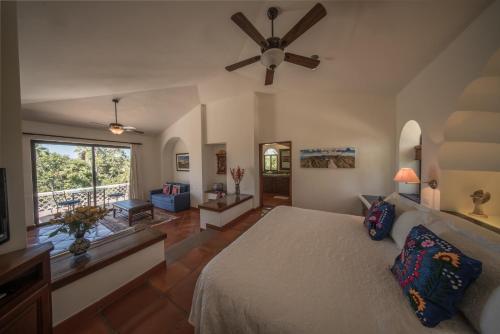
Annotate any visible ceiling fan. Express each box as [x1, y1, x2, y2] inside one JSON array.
[[97, 98, 144, 135], [225, 3, 327, 85]]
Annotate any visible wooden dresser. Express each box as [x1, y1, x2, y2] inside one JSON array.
[[0, 243, 53, 334]]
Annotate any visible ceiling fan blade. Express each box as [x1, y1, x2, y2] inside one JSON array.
[[231, 12, 268, 48], [123, 127, 144, 134], [284, 52, 320, 69], [280, 3, 327, 48], [225, 56, 261, 72], [265, 68, 274, 85], [89, 121, 108, 127]]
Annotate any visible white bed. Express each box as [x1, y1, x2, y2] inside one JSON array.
[[189, 206, 474, 334]]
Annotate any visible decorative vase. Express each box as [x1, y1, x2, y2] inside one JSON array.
[[69, 231, 91, 256], [235, 183, 240, 196]]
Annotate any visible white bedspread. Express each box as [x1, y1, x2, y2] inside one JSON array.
[[189, 206, 473, 334]]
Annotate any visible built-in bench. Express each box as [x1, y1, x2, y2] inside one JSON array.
[[198, 194, 253, 230]]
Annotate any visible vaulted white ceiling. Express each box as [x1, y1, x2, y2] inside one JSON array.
[[18, 0, 492, 134]]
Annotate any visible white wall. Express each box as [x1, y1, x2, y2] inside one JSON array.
[[396, 0, 500, 210], [0, 2, 27, 254], [22, 120, 160, 226], [256, 91, 396, 215], [159, 105, 203, 207], [205, 93, 259, 203]]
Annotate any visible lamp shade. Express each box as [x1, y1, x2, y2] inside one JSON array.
[[394, 168, 420, 183]]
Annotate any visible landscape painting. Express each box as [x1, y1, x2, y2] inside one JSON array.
[[300, 147, 356, 168], [176, 153, 190, 171]]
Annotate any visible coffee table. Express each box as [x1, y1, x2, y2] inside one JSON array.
[[112, 199, 154, 226]]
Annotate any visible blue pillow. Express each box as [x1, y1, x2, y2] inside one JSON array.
[[363, 201, 395, 240], [391, 225, 482, 327]]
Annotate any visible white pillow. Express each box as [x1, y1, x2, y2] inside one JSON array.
[[390, 210, 430, 249], [384, 193, 416, 219], [437, 230, 500, 334]]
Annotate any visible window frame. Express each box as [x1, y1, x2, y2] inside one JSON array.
[[31, 139, 131, 225]]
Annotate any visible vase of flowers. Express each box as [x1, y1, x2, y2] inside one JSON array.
[[230, 166, 245, 196], [50, 206, 108, 256]]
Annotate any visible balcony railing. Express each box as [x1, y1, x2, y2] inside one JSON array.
[[37, 183, 129, 222]]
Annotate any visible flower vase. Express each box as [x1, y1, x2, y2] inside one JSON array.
[[69, 231, 91, 256], [235, 183, 240, 196]]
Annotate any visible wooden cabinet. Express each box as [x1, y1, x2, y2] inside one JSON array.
[[0, 243, 53, 334], [263, 175, 290, 196]]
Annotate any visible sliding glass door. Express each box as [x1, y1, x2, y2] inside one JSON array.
[[32, 141, 131, 224]]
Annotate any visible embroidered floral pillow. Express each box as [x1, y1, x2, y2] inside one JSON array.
[[391, 225, 482, 327], [363, 201, 395, 240]]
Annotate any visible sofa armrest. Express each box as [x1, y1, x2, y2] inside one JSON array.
[[173, 191, 190, 206]]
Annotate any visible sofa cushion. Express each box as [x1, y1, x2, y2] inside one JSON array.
[[163, 183, 172, 195], [391, 225, 482, 327], [171, 184, 181, 195]]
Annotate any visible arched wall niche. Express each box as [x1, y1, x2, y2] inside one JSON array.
[[398, 120, 422, 201], [439, 109, 500, 216], [161, 136, 190, 184], [439, 47, 500, 217]]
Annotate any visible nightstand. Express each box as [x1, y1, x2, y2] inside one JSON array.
[[358, 194, 385, 216]]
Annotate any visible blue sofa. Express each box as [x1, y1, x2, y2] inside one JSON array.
[[150, 183, 190, 212]]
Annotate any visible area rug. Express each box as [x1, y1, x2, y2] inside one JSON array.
[[100, 208, 178, 233], [273, 195, 289, 200]]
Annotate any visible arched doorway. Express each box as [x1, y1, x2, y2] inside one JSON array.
[[161, 137, 190, 184], [398, 120, 422, 203]]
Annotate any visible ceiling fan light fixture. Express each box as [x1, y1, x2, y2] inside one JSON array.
[[109, 123, 124, 135], [261, 48, 285, 69]]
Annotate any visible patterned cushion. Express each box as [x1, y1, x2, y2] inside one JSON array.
[[363, 201, 395, 240], [391, 225, 482, 327], [171, 184, 181, 195], [162, 183, 172, 195]]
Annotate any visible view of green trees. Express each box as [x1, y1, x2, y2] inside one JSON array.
[[36, 144, 130, 193]]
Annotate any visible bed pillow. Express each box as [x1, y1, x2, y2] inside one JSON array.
[[437, 230, 500, 334], [163, 183, 172, 195], [391, 210, 433, 249], [391, 225, 482, 327], [363, 201, 395, 240]]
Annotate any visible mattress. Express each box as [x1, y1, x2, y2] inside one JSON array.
[[189, 206, 473, 334]]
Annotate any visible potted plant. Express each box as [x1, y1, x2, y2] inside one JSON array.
[[49, 206, 108, 256], [230, 166, 245, 196]]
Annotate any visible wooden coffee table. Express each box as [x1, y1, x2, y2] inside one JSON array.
[[112, 199, 154, 226]]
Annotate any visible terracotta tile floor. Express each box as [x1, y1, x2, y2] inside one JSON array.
[[57, 208, 265, 334]]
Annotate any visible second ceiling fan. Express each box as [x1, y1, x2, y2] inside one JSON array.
[[226, 3, 327, 85]]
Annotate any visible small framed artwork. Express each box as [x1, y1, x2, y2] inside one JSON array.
[[216, 150, 226, 174], [176, 153, 190, 172], [279, 149, 291, 170]]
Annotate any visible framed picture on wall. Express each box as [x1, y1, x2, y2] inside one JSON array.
[[176, 153, 190, 172], [279, 149, 291, 170], [300, 147, 356, 168]]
